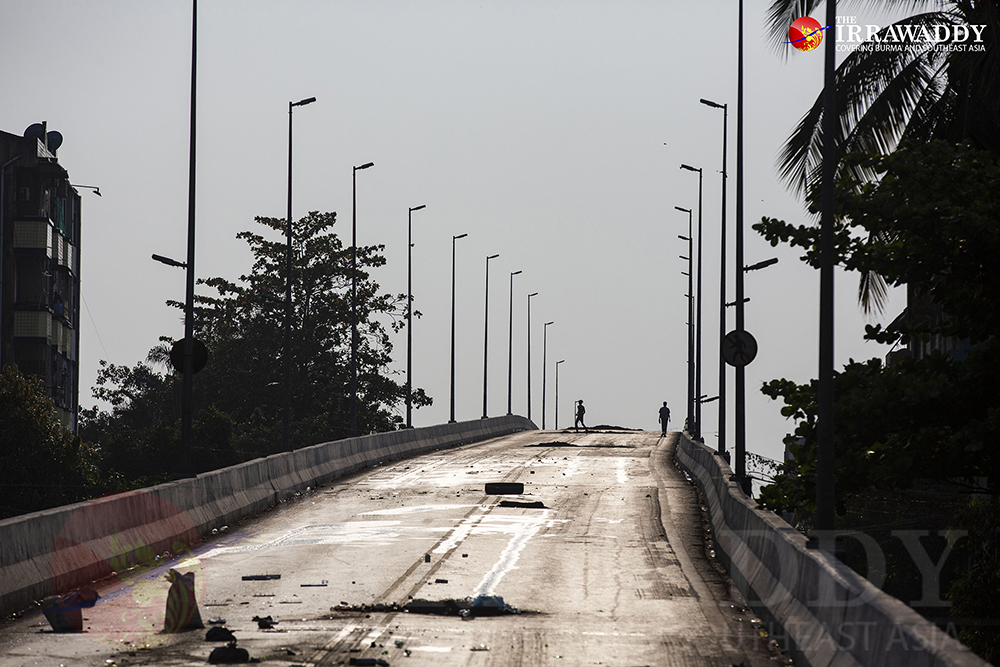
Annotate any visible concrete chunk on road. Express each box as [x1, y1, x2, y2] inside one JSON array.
[[485, 482, 524, 495]]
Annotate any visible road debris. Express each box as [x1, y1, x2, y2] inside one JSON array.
[[164, 569, 204, 633], [41, 588, 99, 632], [252, 615, 278, 629], [485, 482, 524, 495], [208, 640, 250, 664], [206, 627, 237, 642]]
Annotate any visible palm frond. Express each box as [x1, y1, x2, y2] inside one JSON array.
[[858, 268, 891, 315], [764, 0, 938, 53], [778, 11, 952, 195]]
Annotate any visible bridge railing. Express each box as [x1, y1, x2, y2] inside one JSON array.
[[0, 416, 535, 616], [675, 432, 989, 667]]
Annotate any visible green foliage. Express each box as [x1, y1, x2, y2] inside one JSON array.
[[80, 211, 432, 480], [764, 0, 1000, 197], [948, 496, 1000, 662], [754, 142, 1000, 521], [78, 358, 177, 487], [0, 365, 100, 518]]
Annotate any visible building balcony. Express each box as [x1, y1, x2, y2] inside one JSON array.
[[12, 218, 53, 255], [13, 310, 52, 340]]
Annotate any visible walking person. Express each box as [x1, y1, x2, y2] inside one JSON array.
[[658, 401, 671, 437], [574, 399, 587, 432]]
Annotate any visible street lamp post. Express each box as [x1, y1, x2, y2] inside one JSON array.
[[482, 253, 500, 419], [284, 96, 316, 452], [406, 204, 426, 429], [506, 270, 522, 415], [450, 233, 468, 423], [701, 97, 728, 457], [350, 161, 374, 437], [555, 359, 565, 429], [542, 321, 554, 429], [526, 292, 538, 422], [681, 163, 703, 440], [817, 0, 839, 529], [180, 0, 198, 475], [676, 205, 694, 435]]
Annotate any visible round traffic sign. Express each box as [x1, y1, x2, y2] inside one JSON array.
[[722, 329, 757, 367], [170, 337, 209, 374]]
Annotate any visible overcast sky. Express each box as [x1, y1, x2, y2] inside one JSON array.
[[2, 0, 909, 466]]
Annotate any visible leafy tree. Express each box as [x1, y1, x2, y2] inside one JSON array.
[[0, 365, 99, 518], [755, 140, 1000, 659], [755, 141, 1000, 516], [80, 211, 431, 477], [181, 211, 430, 447], [765, 0, 1000, 311], [78, 357, 177, 487]]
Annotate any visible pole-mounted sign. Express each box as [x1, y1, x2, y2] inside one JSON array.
[[722, 329, 757, 368]]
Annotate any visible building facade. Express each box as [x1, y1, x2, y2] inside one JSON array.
[[0, 124, 82, 429]]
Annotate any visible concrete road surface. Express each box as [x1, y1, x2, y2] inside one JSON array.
[[0, 430, 789, 666]]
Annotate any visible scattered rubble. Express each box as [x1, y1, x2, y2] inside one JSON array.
[[206, 626, 237, 642], [330, 595, 521, 618], [41, 588, 99, 632], [164, 569, 204, 632], [208, 641, 250, 664]]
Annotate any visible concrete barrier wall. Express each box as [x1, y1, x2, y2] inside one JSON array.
[[674, 433, 989, 667], [0, 415, 535, 616]]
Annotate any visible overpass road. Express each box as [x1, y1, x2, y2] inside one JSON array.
[[0, 430, 788, 667]]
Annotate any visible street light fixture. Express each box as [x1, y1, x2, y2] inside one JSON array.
[[675, 205, 694, 436], [745, 257, 779, 272], [526, 292, 538, 422], [542, 321, 554, 429], [284, 95, 316, 452], [450, 233, 468, 423], [555, 359, 566, 429], [701, 96, 729, 458], [506, 270, 522, 415], [406, 204, 426, 428], [482, 253, 500, 419], [350, 161, 374, 437], [151, 254, 187, 268], [70, 184, 101, 197]]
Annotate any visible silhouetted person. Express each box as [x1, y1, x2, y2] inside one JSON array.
[[658, 401, 671, 436], [574, 399, 587, 432]]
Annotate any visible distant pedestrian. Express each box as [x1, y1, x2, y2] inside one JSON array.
[[658, 401, 671, 436], [574, 399, 587, 432]]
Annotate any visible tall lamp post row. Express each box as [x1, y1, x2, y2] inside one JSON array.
[[680, 163, 703, 440], [677, 81, 778, 495], [285, 101, 572, 443], [399, 252, 565, 428], [675, 206, 694, 434]]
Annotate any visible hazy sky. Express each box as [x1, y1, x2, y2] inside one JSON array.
[[2, 1, 908, 466]]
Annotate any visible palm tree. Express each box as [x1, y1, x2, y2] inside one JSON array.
[[766, 0, 1000, 312]]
